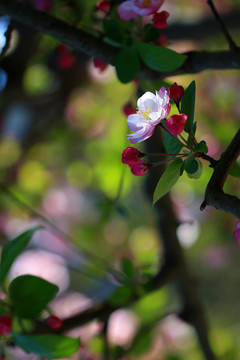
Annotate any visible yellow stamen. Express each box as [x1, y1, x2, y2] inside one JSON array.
[[140, 106, 152, 120]]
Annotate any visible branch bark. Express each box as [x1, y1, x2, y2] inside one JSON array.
[[201, 128, 240, 219], [0, 0, 240, 81]]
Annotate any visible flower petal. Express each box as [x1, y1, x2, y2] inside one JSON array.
[[165, 114, 188, 136], [127, 123, 155, 143], [117, 1, 138, 20], [127, 114, 143, 131]]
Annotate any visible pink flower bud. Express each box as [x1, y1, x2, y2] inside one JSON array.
[[153, 11, 169, 29], [122, 147, 144, 165], [165, 114, 188, 136], [47, 315, 63, 330], [122, 103, 135, 116], [170, 82, 184, 104], [97, 0, 111, 13], [93, 58, 108, 72], [130, 160, 151, 176], [0, 316, 12, 336]]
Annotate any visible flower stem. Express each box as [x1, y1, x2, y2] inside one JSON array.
[[151, 154, 187, 167], [159, 123, 191, 150], [178, 134, 189, 146], [144, 152, 186, 157]]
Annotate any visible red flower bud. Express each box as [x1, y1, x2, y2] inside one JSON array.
[[165, 114, 188, 136], [47, 315, 63, 330], [153, 11, 169, 29], [0, 316, 12, 336], [122, 147, 144, 166], [122, 103, 135, 116], [93, 58, 108, 72], [130, 160, 151, 176], [170, 82, 184, 104], [96, 0, 111, 13], [155, 34, 169, 46], [58, 53, 76, 69]]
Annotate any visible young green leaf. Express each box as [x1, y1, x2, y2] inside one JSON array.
[[0, 226, 42, 285], [186, 159, 202, 179], [136, 42, 186, 72], [109, 286, 133, 306], [195, 140, 208, 154], [103, 18, 125, 46], [181, 81, 196, 133], [12, 333, 80, 359], [121, 258, 136, 280], [9, 275, 59, 318], [130, 327, 153, 356], [115, 46, 140, 83], [153, 158, 183, 205], [163, 131, 183, 157]]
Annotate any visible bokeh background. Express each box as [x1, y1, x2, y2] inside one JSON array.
[[0, 0, 240, 359]]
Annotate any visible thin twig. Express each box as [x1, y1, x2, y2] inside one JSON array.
[[206, 0, 238, 51]]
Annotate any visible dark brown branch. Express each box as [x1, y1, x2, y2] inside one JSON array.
[[0, 0, 240, 81], [201, 128, 240, 218]]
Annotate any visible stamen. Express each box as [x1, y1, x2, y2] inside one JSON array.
[[141, 106, 152, 120]]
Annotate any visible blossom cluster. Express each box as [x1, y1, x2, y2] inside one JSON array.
[[97, 0, 169, 30], [122, 82, 187, 176]]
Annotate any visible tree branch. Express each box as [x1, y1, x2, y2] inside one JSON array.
[[32, 263, 179, 334], [0, 0, 240, 81], [201, 128, 240, 218], [144, 130, 217, 360]]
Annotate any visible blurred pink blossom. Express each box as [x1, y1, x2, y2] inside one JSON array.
[[118, 0, 164, 20]]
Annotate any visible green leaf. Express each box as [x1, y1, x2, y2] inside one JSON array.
[[12, 333, 80, 359], [181, 81, 196, 133], [115, 46, 140, 83], [0, 226, 42, 285], [185, 158, 198, 174], [121, 258, 136, 280], [103, 18, 125, 45], [130, 327, 153, 356], [136, 42, 186, 72], [186, 159, 202, 179], [163, 131, 183, 157], [144, 24, 161, 43], [109, 286, 133, 306], [153, 158, 183, 205], [9, 275, 58, 318], [229, 161, 240, 177], [195, 140, 208, 153]]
